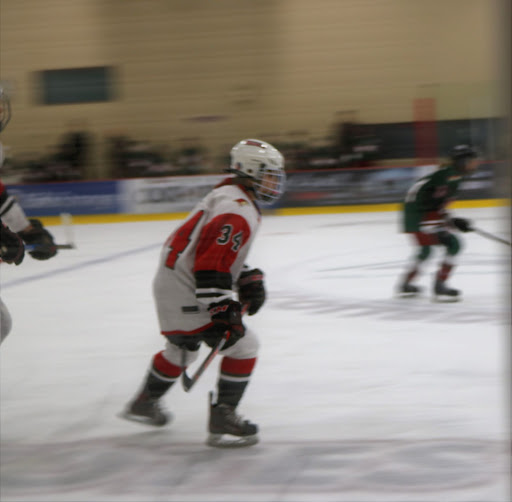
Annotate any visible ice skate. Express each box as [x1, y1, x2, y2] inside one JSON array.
[[120, 395, 172, 427], [433, 279, 461, 302], [207, 392, 259, 448], [397, 282, 422, 298]]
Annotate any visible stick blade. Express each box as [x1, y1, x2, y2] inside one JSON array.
[[181, 371, 194, 392], [207, 433, 259, 448], [180, 337, 227, 392]]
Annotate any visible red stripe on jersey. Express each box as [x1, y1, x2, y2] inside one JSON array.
[[423, 210, 445, 222], [161, 321, 214, 336], [165, 210, 204, 269], [153, 351, 183, 377], [0, 180, 7, 202], [220, 357, 257, 377], [194, 213, 251, 273]]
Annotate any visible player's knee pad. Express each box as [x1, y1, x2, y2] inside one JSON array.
[[417, 245, 431, 261], [221, 327, 260, 359], [438, 231, 461, 256], [163, 340, 200, 367]]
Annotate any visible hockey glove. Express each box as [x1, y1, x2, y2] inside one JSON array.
[[205, 299, 245, 350], [238, 268, 266, 316], [451, 217, 473, 233], [0, 223, 25, 265], [18, 219, 57, 260]]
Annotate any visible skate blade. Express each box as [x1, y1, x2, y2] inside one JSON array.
[[118, 410, 172, 427], [431, 295, 461, 303], [396, 291, 420, 299], [207, 433, 259, 448]]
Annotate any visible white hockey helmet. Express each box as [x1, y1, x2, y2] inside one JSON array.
[[229, 139, 285, 204], [0, 87, 12, 133]]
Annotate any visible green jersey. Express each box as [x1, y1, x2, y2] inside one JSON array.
[[403, 164, 464, 233]]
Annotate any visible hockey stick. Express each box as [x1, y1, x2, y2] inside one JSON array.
[[25, 243, 75, 251], [0, 242, 74, 260], [181, 335, 228, 392], [473, 228, 511, 246], [181, 304, 249, 392]]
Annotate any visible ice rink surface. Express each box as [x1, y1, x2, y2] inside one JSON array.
[[0, 206, 510, 502]]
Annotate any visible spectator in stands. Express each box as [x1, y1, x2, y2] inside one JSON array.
[[55, 120, 90, 179], [333, 110, 360, 159], [175, 137, 209, 175], [332, 111, 382, 167]]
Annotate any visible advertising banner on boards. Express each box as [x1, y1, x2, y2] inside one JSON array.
[[6, 163, 499, 217], [5, 180, 119, 216], [118, 175, 224, 214]]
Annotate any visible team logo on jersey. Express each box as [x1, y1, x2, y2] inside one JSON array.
[[235, 198, 249, 206], [448, 175, 462, 181]]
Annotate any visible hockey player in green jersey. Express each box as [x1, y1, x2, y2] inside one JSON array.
[[398, 145, 480, 300]]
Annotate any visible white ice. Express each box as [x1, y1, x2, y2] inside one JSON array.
[[0, 207, 510, 502]]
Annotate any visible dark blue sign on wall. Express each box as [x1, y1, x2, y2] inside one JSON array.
[[6, 181, 119, 216]]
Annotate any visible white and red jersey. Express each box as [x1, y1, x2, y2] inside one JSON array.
[[0, 180, 30, 232], [153, 178, 261, 336]]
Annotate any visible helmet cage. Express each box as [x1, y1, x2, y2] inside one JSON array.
[[251, 162, 286, 204]]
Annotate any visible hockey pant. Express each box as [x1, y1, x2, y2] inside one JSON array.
[[403, 230, 461, 285]]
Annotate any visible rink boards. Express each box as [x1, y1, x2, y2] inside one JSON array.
[[34, 197, 509, 226], [5, 161, 506, 225]]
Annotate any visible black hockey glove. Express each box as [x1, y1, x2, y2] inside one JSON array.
[[451, 217, 473, 233], [0, 223, 25, 265], [18, 219, 57, 260], [204, 299, 245, 350], [238, 268, 265, 316]]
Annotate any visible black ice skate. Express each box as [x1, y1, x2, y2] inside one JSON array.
[[433, 280, 461, 302], [397, 282, 422, 297], [121, 395, 172, 427], [207, 392, 259, 448]]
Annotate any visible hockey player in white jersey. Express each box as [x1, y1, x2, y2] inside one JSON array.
[[0, 87, 58, 343], [122, 139, 285, 447]]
